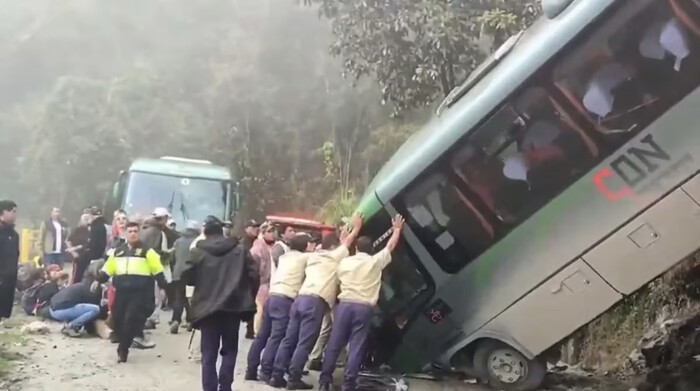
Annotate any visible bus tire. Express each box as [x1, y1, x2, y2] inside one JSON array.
[[473, 340, 546, 391]]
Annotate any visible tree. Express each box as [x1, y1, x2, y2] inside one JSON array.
[[305, 0, 540, 113]]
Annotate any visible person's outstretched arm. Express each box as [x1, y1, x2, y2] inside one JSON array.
[[385, 214, 405, 253], [340, 214, 363, 248]]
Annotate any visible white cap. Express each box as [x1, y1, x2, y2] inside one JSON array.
[[153, 207, 170, 218], [185, 220, 200, 231]]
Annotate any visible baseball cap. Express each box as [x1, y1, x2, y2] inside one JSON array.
[[153, 207, 170, 218], [185, 220, 200, 231], [89, 206, 103, 216], [203, 215, 223, 229], [223, 220, 233, 228], [245, 219, 261, 228]]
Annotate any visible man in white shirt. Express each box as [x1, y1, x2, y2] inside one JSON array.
[[40, 207, 68, 268], [269, 215, 363, 390], [319, 214, 405, 391], [246, 233, 312, 383]]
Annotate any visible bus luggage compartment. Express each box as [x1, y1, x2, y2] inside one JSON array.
[[583, 183, 700, 295], [482, 259, 621, 357]]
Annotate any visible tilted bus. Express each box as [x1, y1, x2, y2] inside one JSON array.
[[355, 0, 700, 389]]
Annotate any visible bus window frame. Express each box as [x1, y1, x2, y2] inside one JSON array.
[[392, 0, 700, 275]]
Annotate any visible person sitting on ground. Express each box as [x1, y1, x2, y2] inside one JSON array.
[[21, 269, 68, 317], [49, 277, 102, 337]]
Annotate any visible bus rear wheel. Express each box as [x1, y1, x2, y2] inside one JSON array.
[[473, 340, 546, 391]]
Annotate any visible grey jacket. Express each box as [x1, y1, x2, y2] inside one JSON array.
[[172, 229, 198, 282]]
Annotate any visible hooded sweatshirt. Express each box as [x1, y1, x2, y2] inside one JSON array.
[[182, 235, 259, 328]]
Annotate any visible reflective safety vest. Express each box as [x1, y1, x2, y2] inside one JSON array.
[[102, 242, 164, 290]]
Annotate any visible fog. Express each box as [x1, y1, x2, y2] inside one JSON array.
[[0, 0, 386, 223]]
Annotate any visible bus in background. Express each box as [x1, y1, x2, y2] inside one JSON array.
[[106, 157, 239, 227], [354, 0, 700, 389]]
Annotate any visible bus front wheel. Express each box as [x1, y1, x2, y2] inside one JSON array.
[[473, 340, 546, 391]]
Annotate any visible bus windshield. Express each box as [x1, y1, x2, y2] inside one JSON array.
[[123, 171, 229, 227]]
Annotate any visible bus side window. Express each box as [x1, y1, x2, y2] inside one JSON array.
[[452, 87, 596, 227], [399, 172, 494, 273], [554, 0, 700, 148]]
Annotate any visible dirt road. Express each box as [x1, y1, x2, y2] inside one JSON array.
[[3, 313, 496, 391]]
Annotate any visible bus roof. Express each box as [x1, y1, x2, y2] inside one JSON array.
[[129, 157, 233, 181], [266, 215, 335, 232], [358, 0, 614, 210]]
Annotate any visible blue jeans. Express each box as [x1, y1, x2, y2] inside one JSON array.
[[44, 253, 65, 268], [50, 304, 100, 328]]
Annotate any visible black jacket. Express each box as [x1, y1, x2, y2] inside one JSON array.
[[0, 223, 19, 276], [88, 217, 107, 261], [50, 282, 101, 311], [183, 236, 259, 328]]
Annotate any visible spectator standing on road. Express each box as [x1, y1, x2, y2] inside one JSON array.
[[88, 207, 108, 263], [39, 207, 68, 268], [250, 222, 275, 336], [141, 208, 176, 311], [271, 215, 363, 390], [242, 219, 261, 339], [97, 221, 168, 363], [270, 224, 296, 269], [67, 213, 92, 284], [169, 220, 200, 334], [246, 233, 312, 384], [0, 200, 20, 321], [109, 209, 129, 249], [222, 220, 233, 239], [182, 216, 259, 391], [319, 215, 405, 391]]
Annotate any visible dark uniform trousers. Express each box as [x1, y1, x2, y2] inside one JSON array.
[[113, 287, 152, 354], [320, 302, 374, 391], [246, 294, 293, 377], [272, 295, 328, 382]]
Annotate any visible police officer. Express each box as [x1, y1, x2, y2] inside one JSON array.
[[319, 215, 405, 391], [97, 221, 168, 363]]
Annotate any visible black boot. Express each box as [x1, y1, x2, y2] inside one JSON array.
[[286, 380, 314, 390], [117, 348, 128, 363], [244, 370, 258, 381], [307, 359, 322, 372], [268, 376, 287, 389], [245, 320, 255, 340]]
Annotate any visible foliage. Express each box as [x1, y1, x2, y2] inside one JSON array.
[[2, 0, 539, 226], [305, 0, 540, 113]]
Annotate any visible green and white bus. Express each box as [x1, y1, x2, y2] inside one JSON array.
[[107, 157, 239, 227], [356, 0, 700, 389]]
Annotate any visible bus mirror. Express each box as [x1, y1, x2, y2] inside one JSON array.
[[111, 182, 120, 200], [234, 192, 241, 212]]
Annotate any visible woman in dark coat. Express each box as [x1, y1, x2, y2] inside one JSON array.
[[67, 213, 91, 284]]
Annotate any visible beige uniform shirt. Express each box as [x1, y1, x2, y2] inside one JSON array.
[[337, 248, 392, 306], [269, 250, 310, 299], [298, 245, 350, 307]]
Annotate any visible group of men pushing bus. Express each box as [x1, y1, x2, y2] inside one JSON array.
[[245, 213, 405, 391]]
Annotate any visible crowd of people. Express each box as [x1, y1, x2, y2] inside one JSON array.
[[0, 198, 407, 391]]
